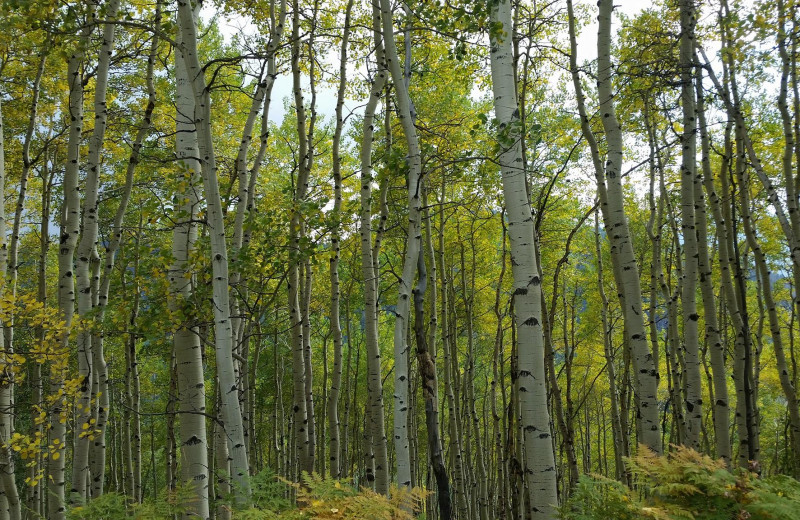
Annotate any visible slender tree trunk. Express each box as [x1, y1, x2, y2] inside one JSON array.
[[678, 0, 703, 449], [695, 66, 732, 465], [177, 0, 251, 499], [489, 1, 558, 516], [327, 0, 353, 480], [377, 0, 422, 490], [0, 87, 18, 520], [414, 195, 452, 520], [567, 0, 661, 453], [288, 0, 313, 477], [51, 7, 97, 516], [358, 3, 389, 491], [438, 182, 467, 518]]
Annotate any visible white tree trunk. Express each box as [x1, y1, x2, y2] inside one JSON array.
[[171, 3, 211, 516], [695, 67, 732, 465], [378, 0, 422, 491], [488, 1, 558, 517], [176, 0, 251, 501], [52, 6, 97, 516], [359, 2, 390, 491], [568, 0, 661, 453], [0, 89, 20, 520], [71, 0, 120, 501], [328, 0, 353, 480], [678, 0, 702, 449]]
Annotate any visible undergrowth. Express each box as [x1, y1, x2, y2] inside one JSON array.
[[67, 470, 428, 519], [561, 445, 800, 519]]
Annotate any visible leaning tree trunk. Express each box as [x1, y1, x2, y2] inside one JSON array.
[[378, 0, 423, 491], [488, 1, 558, 517], [567, 0, 661, 453], [176, 0, 251, 501]]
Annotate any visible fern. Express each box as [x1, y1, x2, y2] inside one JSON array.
[[268, 472, 428, 519], [563, 446, 800, 520]]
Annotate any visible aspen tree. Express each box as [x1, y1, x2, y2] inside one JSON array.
[[71, 0, 120, 500], [288, 0, 313, 476], [171, 2, 210, 516], [176, 0, 251, 500], [328, 0, 353, 480], [377, 0, 423, 491], [52, 5, 97, 517], [359, 0, 389, 491], [0, 87, 19, 520], [488, 0, 558, 516], [2, 48, 46, 518], [88, 3, 161, 497], [567, 0, 661, 454], [695, 66, 732, 466], [678, 0, 702, 450]]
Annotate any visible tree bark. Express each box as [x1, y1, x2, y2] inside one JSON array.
[[358, 2, 389, 491], [488, 1, 558, 516], [176, 0, 251, 500]]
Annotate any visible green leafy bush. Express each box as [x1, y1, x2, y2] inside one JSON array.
[[67, 484, 193, 519], [562, 445, 800, 519]]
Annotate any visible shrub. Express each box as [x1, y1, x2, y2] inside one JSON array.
[[562, 445, 800, 519]]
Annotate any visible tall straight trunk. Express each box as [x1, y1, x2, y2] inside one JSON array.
[[706, 119, 755, 468], [438, 182, 467, 518], [695, 66, 732, 465], [488, 1, 558, 517], [730, 126, 759, 466], [358, 2, 389, 491], [302, 260, 316, 472], [0, 90, 18, 520], [123, 223, 143, 503], [71, 0, 121, 501], [738, 157, 800, 473], [492, 216, 511, 517], [176, 0, 251, 500], [3, 47, 47, 519], [567, 0, 661, 453], [327, 0, 353, 480], [377, 0, 422, 490], [27, 157, 52, 519], [288, 0, 314, 476], [414, 199, 451, 519], [88, 3, 159, 498], [678, 0, 702, 449], [52, 7, 97, 516], [594, 211, 625, 482], [171, 4, 210, 516], [301, 3, 320, 473]]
